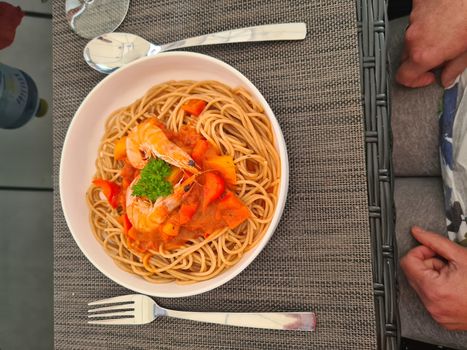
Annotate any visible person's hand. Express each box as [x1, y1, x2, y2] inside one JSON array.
[[396, 0, 467, 88], [400, 226, 467, 330]]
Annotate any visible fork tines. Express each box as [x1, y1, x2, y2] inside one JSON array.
[[88, 295, 137, 325]]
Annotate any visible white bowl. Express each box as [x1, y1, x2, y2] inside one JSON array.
[[59, 52, 289, 297]]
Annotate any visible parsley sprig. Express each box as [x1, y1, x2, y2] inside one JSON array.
[[132, 159, 173, 202]]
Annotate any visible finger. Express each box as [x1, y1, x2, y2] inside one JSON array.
[[396, 59, 436, 87], [400, 255, 431, 298], [400, 246, 438, 281], [423, 258, 447, 273], [407, 244, 437, 261], [400, 247, 445, 301], [411, 226, 463, 261], [441, 51, 467, 88]]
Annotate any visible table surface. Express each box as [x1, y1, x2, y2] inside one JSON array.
[[53, 1, 378, 349]]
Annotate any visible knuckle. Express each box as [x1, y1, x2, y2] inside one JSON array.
[[405, 26, 417, 44], [410, 48, 432, 66]]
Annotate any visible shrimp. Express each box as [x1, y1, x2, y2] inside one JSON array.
[[126, 118, 198, 173], [126, 175, 195, 234]]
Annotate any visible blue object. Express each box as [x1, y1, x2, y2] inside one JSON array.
[[0, 63, 45, 129], [439, 85, 457, 169]]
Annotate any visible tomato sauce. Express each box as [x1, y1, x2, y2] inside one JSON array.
[[116, 123, 250, 252]]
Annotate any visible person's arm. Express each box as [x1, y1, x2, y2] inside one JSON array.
[[400, 226, 467, 330], [396, 0, 467, 88]]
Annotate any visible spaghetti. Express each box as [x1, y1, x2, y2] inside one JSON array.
[[86, 80, 280, 283]]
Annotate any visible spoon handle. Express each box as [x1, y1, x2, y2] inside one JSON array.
[[164, 308, 316, 331], [159, 23, 306, 52]]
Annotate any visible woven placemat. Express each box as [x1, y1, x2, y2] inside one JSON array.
[[53, 1, 377, 349]]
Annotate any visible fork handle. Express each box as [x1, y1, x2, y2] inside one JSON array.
[[164, 309, 316, 331], [159, 23, 307, 52]]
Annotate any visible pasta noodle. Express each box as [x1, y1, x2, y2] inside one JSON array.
[[86, 80, 280, 284]]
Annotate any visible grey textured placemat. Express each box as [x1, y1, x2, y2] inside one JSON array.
[[53, 1, 377, 349]]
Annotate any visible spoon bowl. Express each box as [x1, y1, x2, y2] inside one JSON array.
[[84, 33, 160, 74]]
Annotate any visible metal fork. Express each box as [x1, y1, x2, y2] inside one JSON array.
[[88, 294, 316, 331]]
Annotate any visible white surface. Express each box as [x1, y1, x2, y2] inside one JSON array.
[[60, 52, 289, 297], [0, 190, 52, 350], [444, 71, 467, 242], [7, 0, 52, 14], [0, 16, 52, 188]]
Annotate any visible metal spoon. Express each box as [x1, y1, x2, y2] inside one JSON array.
[[84, 23, 307, 74]]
